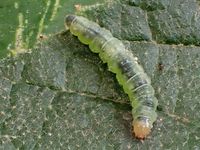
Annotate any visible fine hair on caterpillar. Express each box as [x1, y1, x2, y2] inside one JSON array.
[[65, 14, 158, 139]]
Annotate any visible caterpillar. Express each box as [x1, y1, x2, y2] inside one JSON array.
[[65, 15, 158, 139]]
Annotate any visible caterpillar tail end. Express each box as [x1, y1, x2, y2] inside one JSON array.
[[132, 119, 152, 139]]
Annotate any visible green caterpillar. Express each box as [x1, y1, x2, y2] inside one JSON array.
[[65, 15, 158, 139]]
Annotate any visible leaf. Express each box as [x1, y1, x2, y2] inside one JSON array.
[[0, 0, 104, 59], [1, 0, 200, 149]]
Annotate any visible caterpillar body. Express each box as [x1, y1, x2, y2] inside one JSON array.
[[65, 15, 158, 139]]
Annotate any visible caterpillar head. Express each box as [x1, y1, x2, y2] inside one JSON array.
[[132, 117, 152, 139], [65, 15, 76, 27]]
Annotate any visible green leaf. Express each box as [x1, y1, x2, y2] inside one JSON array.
[[0, 0, 104, 59], [1, 0, 200, 149]]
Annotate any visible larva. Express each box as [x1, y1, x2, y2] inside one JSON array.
[[65, 15, 158, 139]]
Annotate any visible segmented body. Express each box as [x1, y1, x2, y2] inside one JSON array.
[[65, 15, 158, 139]]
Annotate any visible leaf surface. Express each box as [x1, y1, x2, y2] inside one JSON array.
[[1, 0, 200, 149]]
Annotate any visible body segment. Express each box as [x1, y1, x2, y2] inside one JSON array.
[[65, 15, 158, 139]]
